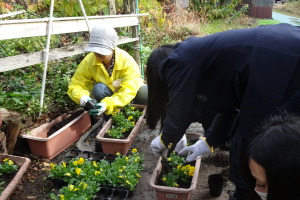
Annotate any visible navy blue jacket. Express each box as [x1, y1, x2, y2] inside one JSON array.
[[159, 23, 300, 152]]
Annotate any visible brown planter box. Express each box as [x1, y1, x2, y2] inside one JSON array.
[[149, 157, 201, 200], [96, 105, 146, 155], [0, 154, 31, 200], [21, 109, 91, 160]]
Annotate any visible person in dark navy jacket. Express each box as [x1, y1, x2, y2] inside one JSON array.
[[146, 23, 300, 200]]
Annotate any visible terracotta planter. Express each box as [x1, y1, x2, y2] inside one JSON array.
[[96, 105, 146, 155], [149, 157, 201, 200], [21, 109, 91, 160], [0, 154, 31, 200]]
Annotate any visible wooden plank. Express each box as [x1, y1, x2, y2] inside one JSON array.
[[0, 37, 139, 72], [0, 14, 147, 40]]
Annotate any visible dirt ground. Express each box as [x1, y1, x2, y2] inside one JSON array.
[[4, 115, 234, 200]]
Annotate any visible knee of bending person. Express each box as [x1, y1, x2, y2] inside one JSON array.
[[93, 82, 113, 102], [133, 84, 148, 105]]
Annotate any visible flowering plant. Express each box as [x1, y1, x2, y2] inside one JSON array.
[[48, 149, 144, 199], [107, 105, 143, 139], [0, 158, 19, 194], [161, 152, 195, 188], [0, 158, 19, 175]]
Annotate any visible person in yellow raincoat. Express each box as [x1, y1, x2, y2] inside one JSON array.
[[67, 24, 147, 116]]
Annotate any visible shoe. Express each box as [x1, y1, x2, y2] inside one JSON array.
[[228, 190, 238, 200]]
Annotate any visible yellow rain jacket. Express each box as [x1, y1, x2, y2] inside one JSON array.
[[67, 47, 144, 115]]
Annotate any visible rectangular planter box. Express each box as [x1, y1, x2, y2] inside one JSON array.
[[0, 154, 31, 200], [149, 157, 201, 200], [21, 109, 91, 160], [96, 104, 146, 155]]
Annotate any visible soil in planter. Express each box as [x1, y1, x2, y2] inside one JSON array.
[[0, 162, 20, 194], [47, 110, 84, 137], [0, 168, 19, 194]]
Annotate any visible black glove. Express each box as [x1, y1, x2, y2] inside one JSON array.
[[84, 99, 97, 111]]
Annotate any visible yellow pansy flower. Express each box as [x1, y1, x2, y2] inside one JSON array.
[[93, 161, 98, 167], [59, 195, 65, 200], [7, 160, 13, 165], [128, 116, 133, 121], [126, 180, 132, 185], [65, 173, 71, 176], [131, 148, 137, 153], [77, 157, 84, 165], [75, 168, 82, 175], [50, 163, 56, 169], [73, 161, 78, 165], [68, 184, 74, 191], [83, 184, 88, 189], [95, 171, 101, 175]]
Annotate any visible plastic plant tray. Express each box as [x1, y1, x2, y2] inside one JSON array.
[[94, 185, 131, 200], [61, 149, 116, 163], [56, 150, 132, 200]]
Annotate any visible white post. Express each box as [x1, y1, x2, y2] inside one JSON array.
[[78, 0, 91, 32], [39, 0, 55, 116]]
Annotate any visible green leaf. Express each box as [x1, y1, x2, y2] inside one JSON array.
[[74, 3, 81, 13], [65, 4, 74, 16]]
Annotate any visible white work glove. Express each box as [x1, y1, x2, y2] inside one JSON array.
[[174, 134, 187, 153], [89, 102, 107, 116], [80, 95, 92, 107], [150, 135, 168, 157], [151, 134, 187, 157], [178, 137, 213, 162]]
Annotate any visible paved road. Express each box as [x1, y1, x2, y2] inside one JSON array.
[[272, 11, 300, 26]]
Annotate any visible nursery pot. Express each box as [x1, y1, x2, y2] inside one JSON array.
[[208, 173, 224, 197]]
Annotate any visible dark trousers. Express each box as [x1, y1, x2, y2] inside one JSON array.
[[92, 82, 148, 105]]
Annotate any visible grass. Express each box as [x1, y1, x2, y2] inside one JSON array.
[[257, 19, 281, 25], [199, 16, 257, 35], [273, 1, 300, 18]]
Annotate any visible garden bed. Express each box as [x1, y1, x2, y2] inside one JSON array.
[[8, 119, 234, 200]]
